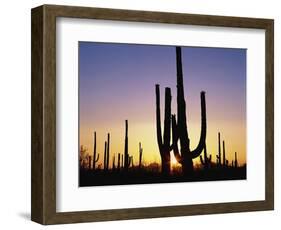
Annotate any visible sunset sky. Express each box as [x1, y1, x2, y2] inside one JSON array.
[[79, 42, 246, 168]]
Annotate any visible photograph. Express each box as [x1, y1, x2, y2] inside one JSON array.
[[30, 4, 274, 224], [78, 42, 247, 186]]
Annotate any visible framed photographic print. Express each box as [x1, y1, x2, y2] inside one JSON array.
[[31, 4, 274, 225]]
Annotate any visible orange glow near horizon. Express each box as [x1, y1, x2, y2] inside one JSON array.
[[79, 117, 246, 168]]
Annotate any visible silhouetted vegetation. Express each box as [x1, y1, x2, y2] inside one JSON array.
[[79, 163, 246, 186], [155, 85, 172, 175]]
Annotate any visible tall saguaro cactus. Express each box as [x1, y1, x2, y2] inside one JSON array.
[[103, 141, 107, 170], [222, 140, 229, 167], [124, 120, 132, 170], [155, 85, 172, 175], [106, 133, 110, 170], [92, 131, 99, 170], [102, 134, 111, 170], [139, 142, 143, 169], [171, 46, 207, 175], [216, 132, 222, 167]]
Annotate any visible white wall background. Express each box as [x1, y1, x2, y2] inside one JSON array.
[[0, 0, 279, 228]]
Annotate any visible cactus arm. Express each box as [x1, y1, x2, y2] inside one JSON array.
[[200, 155, 204, 165], [155, 84, 163, 152], [95, 153, 100, 162], [190, 91, 207, 159], [155, 84, 172, 175], [216, 154, 220, 163], [200, 145, 211, 167]]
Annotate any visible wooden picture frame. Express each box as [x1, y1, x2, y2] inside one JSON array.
[[31, 4, 274, 225]]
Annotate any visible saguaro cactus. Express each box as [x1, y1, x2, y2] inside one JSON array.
[[200, 145, 212, 169], [171, 47, 207, 175], [124, 120, 132, 170], [106, 133, 110, 170], [80, 145, 88, 169], [112, 154, 116, 170], [103, 141, 107, 170], [155, 85, 172, 175], [216, 132, 222, 167], [92, 132, 100, 170], [139, 142, 143, 169], [117, 153, 121, 170], [234, 152, 238, 168], [223, 140, 226, 166], [88, 156, 92, 170], [130, 155, 134, 167], [222, 140, 229, 167]]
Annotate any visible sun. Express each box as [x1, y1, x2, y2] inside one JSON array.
[[171, 156, 178, 166]]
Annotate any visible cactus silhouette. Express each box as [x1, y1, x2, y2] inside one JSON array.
[[124, 120, 132, 170], [88, 155, 92, 170], [92, 131, 100, 170], [200, 145, 212, 169], [130, 155, 134, 167], [103, 141, 107, 170], [106, 133, 110, 170], [155, 85, 172, 175], [112, 154, 116, 170], [216, 132, 222, 167], [222, 140, 229, 167], [102, 134, 111, 170], [139, 142, 143, 169], [223, 140, 226, 167], [117, 153, 121, 170], [171, 46, 207, 175], [234, 152, 238, 168], [80, 145, 88, 169]]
